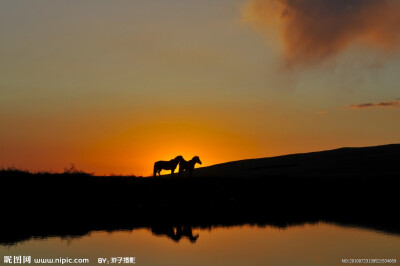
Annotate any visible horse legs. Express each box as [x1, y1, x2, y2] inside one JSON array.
[[179, 167, 183, 176], [171, 168, 175, 176]]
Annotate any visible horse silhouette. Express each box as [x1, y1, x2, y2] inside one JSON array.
[[179, 156, 202, 176], [153, 155, 184, 176], [151, 225, 199, 243]]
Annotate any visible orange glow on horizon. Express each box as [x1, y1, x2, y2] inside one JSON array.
[[1, 1, 400, 177], [78, 120, 261, 176]]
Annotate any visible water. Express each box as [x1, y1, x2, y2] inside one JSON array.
[[1, 223, 399, 266]]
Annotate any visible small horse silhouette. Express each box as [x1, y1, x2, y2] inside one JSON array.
[[179, 156, 202, 176], [153, 155, 184, 176], [151, 225, 199, 243]]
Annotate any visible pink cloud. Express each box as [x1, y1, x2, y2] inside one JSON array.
[[244, 0, 400, 67], [349, 100, 399, 109]]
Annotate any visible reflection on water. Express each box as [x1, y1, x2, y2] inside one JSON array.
[[151, 225, 199, 243], [1, 223, 399, 266]]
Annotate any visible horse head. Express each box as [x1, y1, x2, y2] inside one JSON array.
[[192, 156, 202, 165], [175, 155, 184, 162]]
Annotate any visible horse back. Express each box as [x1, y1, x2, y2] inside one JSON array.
[[179, 160, 193, 171], [154, 160, 175, 170]]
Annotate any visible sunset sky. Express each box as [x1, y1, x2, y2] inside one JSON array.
[[1, 0, 400, 176]]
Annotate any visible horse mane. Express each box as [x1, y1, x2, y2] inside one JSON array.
[[171, 155, 183, 163]]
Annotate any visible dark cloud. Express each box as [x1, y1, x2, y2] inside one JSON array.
[[349, 100, 399, 109], [244, 0, 400, 67]]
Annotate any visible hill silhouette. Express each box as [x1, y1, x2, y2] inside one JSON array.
[[1, 143, 399, 245], [192, 143, 400, 178]]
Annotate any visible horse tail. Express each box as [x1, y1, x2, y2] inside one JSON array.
[[153, 162, 157, 176]]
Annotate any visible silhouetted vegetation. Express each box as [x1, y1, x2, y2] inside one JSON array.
[[1, 144, 399, 245]]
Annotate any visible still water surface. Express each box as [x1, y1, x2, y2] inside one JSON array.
[[1, 223, 399, 266]]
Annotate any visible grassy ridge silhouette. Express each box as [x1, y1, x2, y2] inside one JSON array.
[[1, 143, 399, 245]]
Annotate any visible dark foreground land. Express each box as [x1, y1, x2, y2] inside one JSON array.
[[1, 144, 399, 245]]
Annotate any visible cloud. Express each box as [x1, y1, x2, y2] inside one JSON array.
[[243, 0, 400, 67], [349, 100, 400, 109]]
